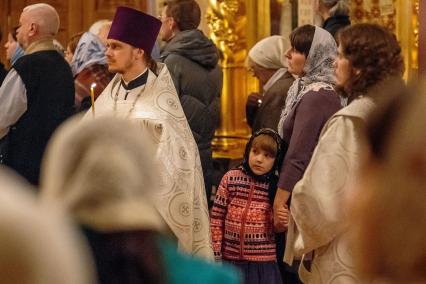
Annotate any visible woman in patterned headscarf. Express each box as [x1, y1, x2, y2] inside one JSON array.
[[283, 23, 405, 284], [273, 25, 341, 283]]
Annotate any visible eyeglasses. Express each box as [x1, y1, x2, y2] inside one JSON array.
[[158, 14, 172, 21]]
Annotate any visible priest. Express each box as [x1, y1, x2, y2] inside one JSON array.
[[83, 6, 213, 259]]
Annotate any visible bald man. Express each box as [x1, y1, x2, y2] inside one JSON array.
[[0, 3, 74, 185]]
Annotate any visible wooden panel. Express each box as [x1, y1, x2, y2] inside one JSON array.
[[0, 0, 10, 64], [68, 0, 84, 38], [0, 0, 146, 65]]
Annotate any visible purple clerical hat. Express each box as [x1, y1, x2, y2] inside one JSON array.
[[108, 6, 161, 54]]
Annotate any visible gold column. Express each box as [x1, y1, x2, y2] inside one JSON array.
[[394, 0, 418, 81], [207, 0, 270, 159]]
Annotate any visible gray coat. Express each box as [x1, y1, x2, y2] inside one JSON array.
[[160, 29, 222, 200]]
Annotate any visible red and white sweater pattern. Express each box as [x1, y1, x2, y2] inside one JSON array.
[[210, 169, 276, 262]]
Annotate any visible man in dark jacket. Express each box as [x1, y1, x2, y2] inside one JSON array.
[[0, 3, 74, 185], [159, 0, 222, 204]]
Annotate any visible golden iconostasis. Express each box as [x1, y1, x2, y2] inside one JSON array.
[[207, 0, 420, 158]]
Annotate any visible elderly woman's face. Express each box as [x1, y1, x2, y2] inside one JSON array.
[[335, 45, 352, 88], [247, 58, 270, 86], [285, 47, 306, 76]]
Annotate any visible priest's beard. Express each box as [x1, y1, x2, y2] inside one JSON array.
[[108, 58, 134, 75]]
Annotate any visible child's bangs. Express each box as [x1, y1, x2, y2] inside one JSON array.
[[251, 134, 277, 157]]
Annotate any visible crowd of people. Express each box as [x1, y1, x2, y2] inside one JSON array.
[[0, 0, 424, 283]]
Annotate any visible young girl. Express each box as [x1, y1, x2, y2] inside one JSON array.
[[210, 128, 288, 284]]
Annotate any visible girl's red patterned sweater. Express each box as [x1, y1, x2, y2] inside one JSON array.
[[210, 169, 277, 262]]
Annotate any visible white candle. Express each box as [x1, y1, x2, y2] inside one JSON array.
[[90, 83, 97, 117]]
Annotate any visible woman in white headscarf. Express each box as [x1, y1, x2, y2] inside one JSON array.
[[40, 116, 240, 284], [245, 35, 294, 132], [273, 25, 341, 282], [0, 168, 94, 284]]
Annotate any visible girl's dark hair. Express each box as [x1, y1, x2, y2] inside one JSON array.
[[289, 24, 315, 58], [241, 128, 287, 203], [242, 128, 286, 180], [251, 134, 278, 158], [337, 23, 404, 99]]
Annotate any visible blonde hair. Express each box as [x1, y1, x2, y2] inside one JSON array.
[[23, 3, 60, 36], [88, 19, 112, 36]]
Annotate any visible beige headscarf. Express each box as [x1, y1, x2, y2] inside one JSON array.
[[40, 116, 167, 233], [248, 35, 289, 69], [0, 168, 94, 284]]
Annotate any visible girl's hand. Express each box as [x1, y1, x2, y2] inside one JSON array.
[[274, 204, 289, 232]]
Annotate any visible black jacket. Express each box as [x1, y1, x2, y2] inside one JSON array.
[[6, 51, 74, 185], [323, 15, 351, 39]]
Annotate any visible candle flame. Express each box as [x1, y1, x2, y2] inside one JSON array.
[[91, 83, 97, 88]]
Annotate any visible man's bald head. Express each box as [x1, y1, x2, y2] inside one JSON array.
[[17, 3, 60, 49], [23, 3, 60, 36]]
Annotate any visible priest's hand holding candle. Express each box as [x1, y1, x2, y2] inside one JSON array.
[[90, 83, 96, 117]]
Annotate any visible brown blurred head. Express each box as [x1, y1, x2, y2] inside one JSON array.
[[350, 86, 426, 283]]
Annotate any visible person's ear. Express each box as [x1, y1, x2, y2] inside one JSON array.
[[136, 48, 145, 59], [170, 17, 177, 31], [28, 23, 37, 37]]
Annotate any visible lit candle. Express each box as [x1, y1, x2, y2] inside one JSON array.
[[90, 83, 97, 117]]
